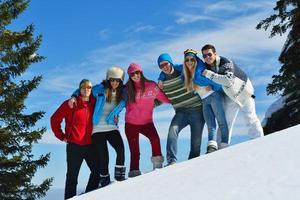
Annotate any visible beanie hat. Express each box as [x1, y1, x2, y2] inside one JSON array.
[[79, 79, 92, 89], [184, 49, 198, 59], [157, 53, 173, 67], [106, 66, 125, 81], [127, 63, 142, 75]]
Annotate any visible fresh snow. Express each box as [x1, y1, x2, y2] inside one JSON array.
[[71, 125, 300, 200], [262, 95, 289, 126]]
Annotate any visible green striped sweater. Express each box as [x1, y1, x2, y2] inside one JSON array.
[[162, 71, 202, 112]]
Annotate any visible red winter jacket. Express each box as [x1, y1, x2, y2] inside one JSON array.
[[50, 96, 95, 145]]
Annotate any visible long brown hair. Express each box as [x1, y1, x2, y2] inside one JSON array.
[[101, 80, 124, 104], [126, 72, 152, 103]]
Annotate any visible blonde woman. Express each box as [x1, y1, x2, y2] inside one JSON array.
[[183, 49, 229, 153]]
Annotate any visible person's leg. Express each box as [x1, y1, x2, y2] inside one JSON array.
[[217, 96, 240, 146], [64, 143, 84, 199], [106, 130, 126, 181], [92, 133, 109, 176], [84, 144, 101, 192], [141, 123, 164, 169], [210, 92, 229, 148], [202, 96, 218, 152], [166, 112, 188, 164], [241, 97, 264, 138], [188, 110, 205, 158], [125, 123, 141, 172]]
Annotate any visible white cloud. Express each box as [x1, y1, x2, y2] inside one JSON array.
[[134, 25, 156, 33], [124, 23, 156, 34], [175, 12, 216, 25]]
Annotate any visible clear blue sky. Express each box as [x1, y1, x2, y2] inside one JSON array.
[[8, 0, 286, 198]]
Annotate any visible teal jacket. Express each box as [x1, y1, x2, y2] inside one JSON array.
[[73, 84, 126, 125]]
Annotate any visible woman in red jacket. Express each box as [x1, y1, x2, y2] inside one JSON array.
[[50, 79, 100, 200]]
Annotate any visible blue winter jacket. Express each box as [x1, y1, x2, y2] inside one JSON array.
[[72, 84, 126, 125]]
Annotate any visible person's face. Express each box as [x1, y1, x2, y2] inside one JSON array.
[[80, 86, 92, 98], [109, 78, 121, 90], [129, 71, 141, 82], [184, 56, 196, 71], [159, 61, 172, 74], [202, 49, 216, 65]]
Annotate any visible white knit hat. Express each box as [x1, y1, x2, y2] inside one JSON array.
[[106, 66, 125, 81]]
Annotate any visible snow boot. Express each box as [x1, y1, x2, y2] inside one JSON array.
[[114, 166, 126, 181], [206, 140, 218, 154], [128, 170, 141, 178], [99, 174, 110, 188], [151, 155, 164, 170]]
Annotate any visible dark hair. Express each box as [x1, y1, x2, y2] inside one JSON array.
[[201, 44, 216, 53], [101, 80, 124, 104], [126, 72, 152, 103]]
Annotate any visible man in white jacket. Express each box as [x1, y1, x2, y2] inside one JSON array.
[[201, 44, 263, 145]]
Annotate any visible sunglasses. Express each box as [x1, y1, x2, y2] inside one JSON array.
[[130, 71, 141, 77], [202, 53, 213, 59], [159, 62, 169, 69], [184, 58, 196, 63], [81, 86, 92, 89], [109, 78, 122, 82]]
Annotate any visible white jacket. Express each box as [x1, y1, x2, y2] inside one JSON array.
[[203, 56, 254, 107]]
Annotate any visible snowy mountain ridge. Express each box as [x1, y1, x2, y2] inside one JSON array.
[[72, 125, 300, 200]]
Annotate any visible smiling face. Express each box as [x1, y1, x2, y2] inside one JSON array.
[[80, 86, 92, 98], [109, 78, 121, 90], [184, 56, 196, 72], [129, 71, 141, 82], [159, 61, 172, 74], [202, 49, 217, 66]]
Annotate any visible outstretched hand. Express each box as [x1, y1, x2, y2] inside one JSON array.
[[202, 69, 208, 76], [68, 97, 77, 108]]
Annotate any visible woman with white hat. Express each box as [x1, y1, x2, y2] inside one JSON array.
[[69, 66, 127, 187]]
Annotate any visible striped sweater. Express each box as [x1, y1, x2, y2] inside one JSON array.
[[162, 70, 202, 112]]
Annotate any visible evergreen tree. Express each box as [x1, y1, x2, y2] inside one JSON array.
[[0, 0, 53, 199], [256, 0, 300, 134]]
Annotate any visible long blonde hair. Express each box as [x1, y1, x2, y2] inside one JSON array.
[[183, 49, 202, 91]]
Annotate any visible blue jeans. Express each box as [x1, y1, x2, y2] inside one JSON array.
[[166, 110, 205, 164], [202, 92, 229, 145]]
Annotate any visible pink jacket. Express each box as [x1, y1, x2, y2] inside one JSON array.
[[125, 81, 170, 125]]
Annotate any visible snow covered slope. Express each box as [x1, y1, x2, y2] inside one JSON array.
[[72, 125, 300, 200]]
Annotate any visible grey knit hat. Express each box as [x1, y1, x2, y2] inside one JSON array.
[[106, 66, 125, 81]]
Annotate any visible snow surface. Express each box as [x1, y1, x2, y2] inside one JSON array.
[[261, 95, 289, 126], [71, 125, 300, 200]]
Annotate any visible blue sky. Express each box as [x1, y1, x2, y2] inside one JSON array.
[[8, 0, 287, 198]]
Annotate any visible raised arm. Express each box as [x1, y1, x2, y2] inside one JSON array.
[[202, 61, 235, 87]]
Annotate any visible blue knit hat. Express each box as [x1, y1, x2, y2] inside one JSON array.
[[157, 53, 173, 68]]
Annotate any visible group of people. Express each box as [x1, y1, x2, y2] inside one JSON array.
[[50, 44, 264, 199]]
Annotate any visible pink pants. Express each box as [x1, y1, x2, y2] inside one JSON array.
[[125, 122, 162, 171]]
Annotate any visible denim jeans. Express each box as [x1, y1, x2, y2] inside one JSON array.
[[202, 92, 229, 145], [166, 110, 205, 164]]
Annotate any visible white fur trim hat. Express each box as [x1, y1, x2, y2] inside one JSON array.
[[106, 66, 125, 81]]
